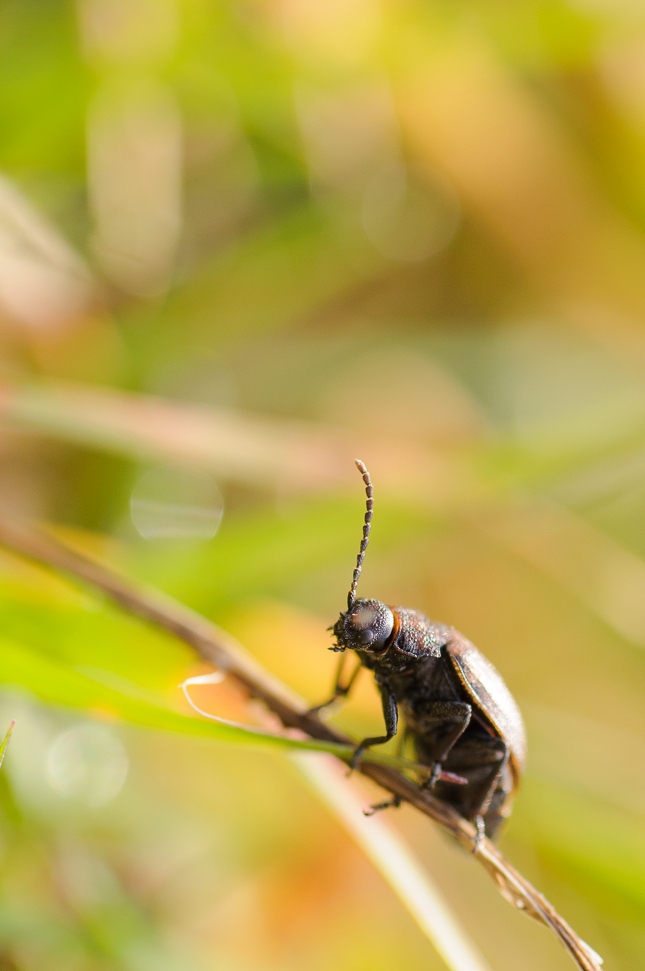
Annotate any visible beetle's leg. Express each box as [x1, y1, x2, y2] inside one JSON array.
[[472, 815, 485, 854], [363, 727, 411, 811], [416, 701, 472, 789], [308, 653, 362, 715], [350, 683, 398, 770], [445, 736, 510, 846], [363, 794, 402, 816], [363, 726, 412, 812], [426, 761, 442, 789], [396, 725, 409, 758], [468, 739, 510, 824]]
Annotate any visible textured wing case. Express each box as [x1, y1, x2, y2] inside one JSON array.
[[446, 630, 527, 781]]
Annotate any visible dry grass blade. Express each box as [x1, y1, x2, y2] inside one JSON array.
[[0, 380, 351, 492], [0, 516, 602, 971], [0, 379, 452, 500]]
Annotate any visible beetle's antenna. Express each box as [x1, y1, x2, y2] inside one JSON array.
[[348, 459, 373, 610]]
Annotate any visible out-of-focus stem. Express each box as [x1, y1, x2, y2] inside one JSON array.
[[293, 753, 494, 971]]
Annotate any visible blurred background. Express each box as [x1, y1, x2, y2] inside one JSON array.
[[0, 0, 644, 968]]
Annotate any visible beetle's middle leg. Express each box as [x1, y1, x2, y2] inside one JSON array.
[[363, 794, 401, 816], [309, 653, 362, 715]]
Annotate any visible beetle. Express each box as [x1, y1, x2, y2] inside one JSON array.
[[314, 460, 526, 846]]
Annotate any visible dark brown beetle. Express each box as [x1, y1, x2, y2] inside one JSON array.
[[315, 460, 526, 845]]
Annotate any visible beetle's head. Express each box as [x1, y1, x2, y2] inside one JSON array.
[[332, 598, 394, 653]]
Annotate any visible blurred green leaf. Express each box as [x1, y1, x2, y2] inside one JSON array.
[[2, 634, 324, 752], [524, 777, 645, 918], [0, 608, 413, 772], [0, 720, 14, 771]]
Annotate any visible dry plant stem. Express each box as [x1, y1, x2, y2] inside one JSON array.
[[0, 516, 601, 971]]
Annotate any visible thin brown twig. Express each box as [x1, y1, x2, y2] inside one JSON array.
[[0, 516, 602, 971]]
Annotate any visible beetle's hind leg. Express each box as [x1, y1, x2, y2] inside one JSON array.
[[363, 794, 402, 816], [441, 735, 510, 848]]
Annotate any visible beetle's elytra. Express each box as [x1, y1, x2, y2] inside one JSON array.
[[316, 460, 526, 845]]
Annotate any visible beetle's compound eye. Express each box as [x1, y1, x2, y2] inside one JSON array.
[[351, 607, 377, 630], [360, 629, 375, 645]]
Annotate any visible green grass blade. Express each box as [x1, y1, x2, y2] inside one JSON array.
[[0, 637, 417, 773], [0, 720, 14, 770]]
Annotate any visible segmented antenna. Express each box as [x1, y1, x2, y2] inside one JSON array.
[[348, 459, 373, 609]]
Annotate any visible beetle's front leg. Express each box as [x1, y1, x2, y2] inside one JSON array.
[[363, 727, 409, 815], [350, 683, 398, 770], [308, 653, 362, 715]]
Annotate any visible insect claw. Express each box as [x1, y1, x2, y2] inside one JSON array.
[[472, 815, 485, 853], [363, 795, 401, 816], [440, 771, 469, 785], [421, 764, 469, 790], [421, 761, 442, 790], [349, 744, 364, 772]]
